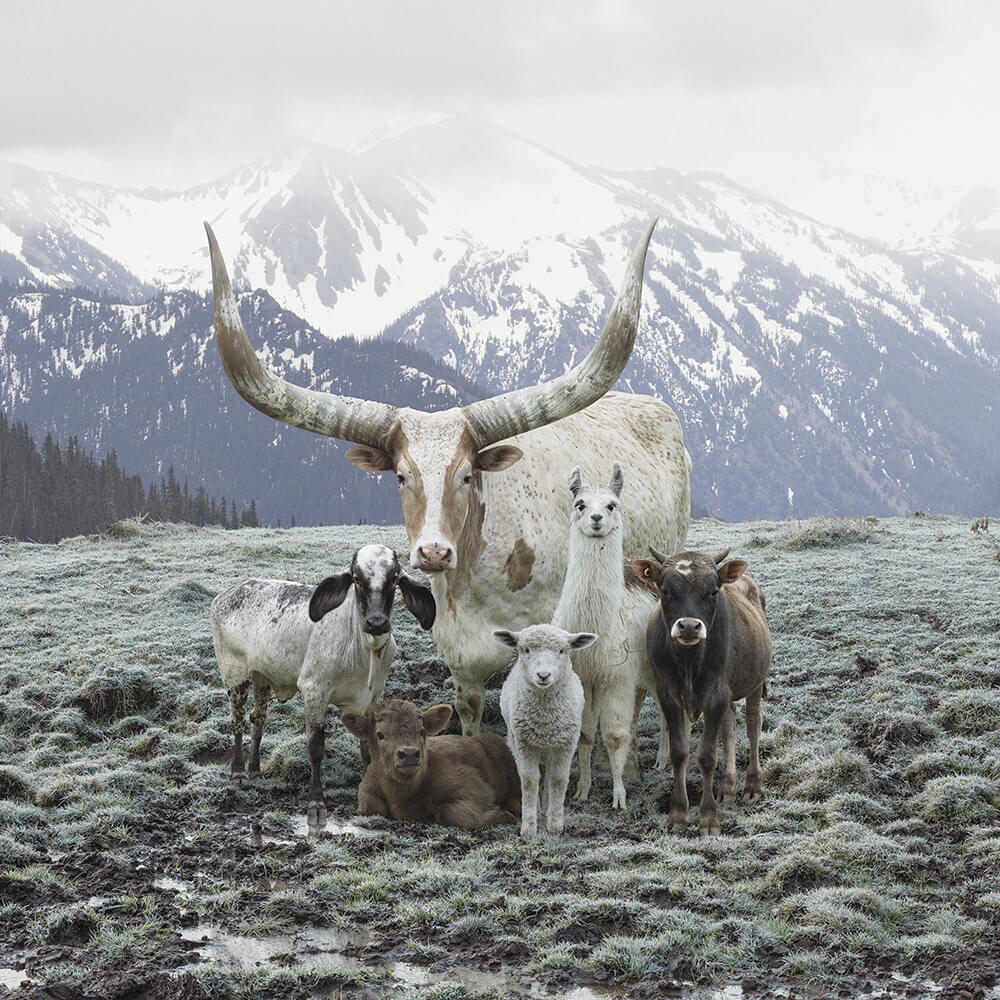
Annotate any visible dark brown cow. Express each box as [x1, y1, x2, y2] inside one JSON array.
[[340, 699, 521, 829], [632, 549, 771, 835]]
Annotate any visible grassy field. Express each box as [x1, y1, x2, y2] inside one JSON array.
[[1, 514, 999, 1000]]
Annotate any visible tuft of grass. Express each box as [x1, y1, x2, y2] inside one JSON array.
[[913, 775, 1000, 825], [933, 690, 1000, 735], [779, 516, 880, 550], [788, 750, 871, 801], [0, 765, 31, 800], [72, 668, 165, 720]]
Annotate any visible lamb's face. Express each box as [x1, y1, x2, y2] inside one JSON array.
[[567, 463, 624, 539], [492, 624, 598, 691]]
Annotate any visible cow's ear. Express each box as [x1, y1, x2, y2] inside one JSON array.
[[310, 572, 353, 621], [569, 632, 599, 650], [398, 573, 436, 630], [631, 558, 661, 583], [491, 629, 519, 649], [475, 445, 523, 472], [346, 445, 394, 473], [341, 712, 371, 741], [717, 559, 748, 584], [422, 703, 454, 735]]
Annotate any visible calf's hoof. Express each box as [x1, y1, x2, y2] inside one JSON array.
[[699, 814, 722, 837], [668, 810, 688, 834], [573, 783, 590, 802], [520, 821, 538, 839], [248, 767, 262, 779], [307, 800, 327, 829], [229, 770, 248, 786], [720, 782, 738, 803], [655, 753, 670, 770], [612, 789, 628, 810]]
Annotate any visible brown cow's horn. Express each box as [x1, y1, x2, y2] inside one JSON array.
[[463, 218, 658, 447], [205, 222, 399, 449]]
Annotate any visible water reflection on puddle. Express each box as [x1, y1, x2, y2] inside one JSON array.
[[181, 924, 370, 971], [248, 814, 381, 846], [0, 968, 32, 990]]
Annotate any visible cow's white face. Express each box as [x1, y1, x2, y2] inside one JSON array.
[[345, 409, 522, 574]]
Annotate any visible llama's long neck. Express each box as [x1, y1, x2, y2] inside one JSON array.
[[552, 524, 625, 634]]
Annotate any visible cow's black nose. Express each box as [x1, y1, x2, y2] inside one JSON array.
[[397, 747, 420, 765]]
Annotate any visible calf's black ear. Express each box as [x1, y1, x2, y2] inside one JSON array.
[[422, 703, 454, 736], [341, 712, 371, 741], [398, 573, 436, 629], [310, 571, 353, 622]]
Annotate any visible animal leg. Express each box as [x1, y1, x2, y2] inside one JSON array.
[[518, 754, 541, 839], [744, 686, 764, 799], [545, 748, 575, 834], [357, 784, 390, 818], [305, 717, 327, 829], [248, 677, 270, 777], [574, 684, 597, 801], [653, 696, 670, 771], [663, 701, 691, 833], [625, 687, 644, 779], [227, 680, 250, 783], [454, 681, 485, 736], [719, 705, 738, 802], [697, 702, 725, 836], [599, 690, 634, 810]]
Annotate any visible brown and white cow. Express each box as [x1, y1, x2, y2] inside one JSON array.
[[205, 220, 691, 734]]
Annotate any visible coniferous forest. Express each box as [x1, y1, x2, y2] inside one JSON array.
[[0, 412, 261, 542]]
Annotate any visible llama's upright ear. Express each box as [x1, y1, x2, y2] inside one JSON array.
[[568, 467, 582, 496], [608, 463, 623, 498]]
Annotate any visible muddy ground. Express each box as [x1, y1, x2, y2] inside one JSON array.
[[1, 515, 999, 999]]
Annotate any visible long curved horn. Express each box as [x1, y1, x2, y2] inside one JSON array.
[[205, 222, 399, 449], [463, 218, 658, 447]]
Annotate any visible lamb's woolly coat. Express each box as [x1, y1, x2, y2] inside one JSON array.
[[495, 624, 595, 838]]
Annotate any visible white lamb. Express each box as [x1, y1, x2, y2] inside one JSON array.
[[493, 624, 597, 838], [552, 463, 666, 809]]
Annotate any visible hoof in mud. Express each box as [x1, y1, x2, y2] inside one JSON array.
[[744, 786, 763, 801], [573, 786, 590, 802], [248, 767, 262, 779], [699, 817, 722, 836], [520, 823, 538, 839], [230, 771, 249, 786], [668, 812, 688, 834], [307, 801, 327, 830]]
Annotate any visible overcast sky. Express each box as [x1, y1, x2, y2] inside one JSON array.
[[3, 0, 997, 217]]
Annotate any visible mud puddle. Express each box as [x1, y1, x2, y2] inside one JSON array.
[[0, 968, 34, 991]]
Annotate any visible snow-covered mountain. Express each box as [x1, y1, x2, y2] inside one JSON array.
[[2, 114, 999, 522]]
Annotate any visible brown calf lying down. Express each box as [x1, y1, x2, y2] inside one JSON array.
[[341, 699, 521, 829]]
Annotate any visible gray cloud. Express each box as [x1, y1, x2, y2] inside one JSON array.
[[2, 0, 997, 196]]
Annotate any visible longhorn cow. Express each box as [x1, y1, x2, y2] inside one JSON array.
[[205, 220, 691, 734]]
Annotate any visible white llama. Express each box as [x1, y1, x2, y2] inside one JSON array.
[[552, 463, 666, 808]]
